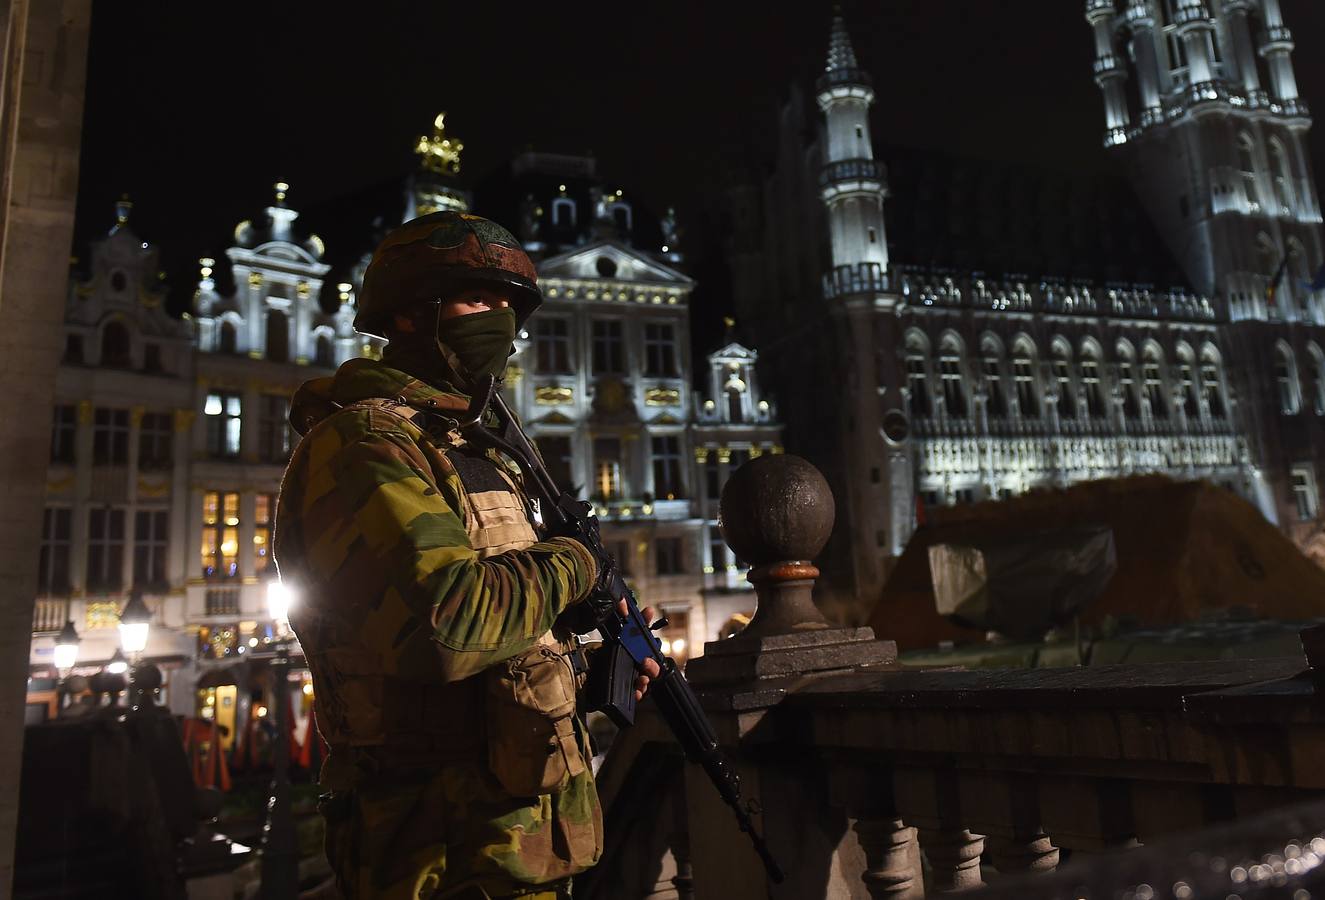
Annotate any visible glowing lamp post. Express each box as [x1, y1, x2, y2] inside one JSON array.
[[53, 619, 80, 712], [106, 648, 129, 676], [118, 591, 152, 662], [53, 620, 81, 676], [261, 578, 299, 899]]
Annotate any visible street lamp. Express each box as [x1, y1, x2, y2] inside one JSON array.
[[54, 619, 80, 713], [118, 591, 152, 662], [53, 619, 80, 675], [266, 579, 295, 634], [106, 648, 129, 676], [260, 577, 299, 899]]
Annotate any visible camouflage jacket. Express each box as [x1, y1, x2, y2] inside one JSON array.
[[274, 357, 602, 898]]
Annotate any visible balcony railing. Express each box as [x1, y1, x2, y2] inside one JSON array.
[[203, 587, 239, 617], [32, 598, 67, 634], [823, 262, 891, 300], [585, 455, 1325, 900], [818, 157, 886, 189], [815, 67, 874, 94]]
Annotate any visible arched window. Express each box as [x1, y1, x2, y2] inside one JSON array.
[[938, 334, 967, 418], [1238, 134, 1260, 212], [1308, 344, 1325, 415], [904, 332, 931, 418], [980, 335, 1007, 418], [1175, 345, 1198, 418], [1269, 138, 1293, 215], [1287, 237, 1310, 283], [1080, 342, 1105, 418], [218, 319, 238, 354], [1275, 341, 1302, 414], [315, 334, 334, 368], [1142, 344, 1168, 420], [1051, 340, 1075, 420], [101, 320, 131, 368], [551, 197, 576, 229], [1011, 337, 1040, 417], [1117, 342, 1140, 419], [1200, 345, 1227, 419], [612, 202, 633, 234], [266, 309, 289, 362]]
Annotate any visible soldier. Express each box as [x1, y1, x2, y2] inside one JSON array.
[[274, 211, 657, 899]]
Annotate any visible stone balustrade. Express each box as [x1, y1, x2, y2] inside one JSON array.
[[582, 454, 1325, 899]]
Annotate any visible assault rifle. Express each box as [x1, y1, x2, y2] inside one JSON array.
[[457, 374, 784, 884]]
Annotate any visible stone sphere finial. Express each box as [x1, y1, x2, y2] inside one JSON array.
[[719, 454, 835, 567]]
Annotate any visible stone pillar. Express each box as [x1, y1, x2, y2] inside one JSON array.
[[0, 2, 91, 892], [682, 454, 898, 899], [921, 828, 986, 892], [988, 832, 1059, 875]]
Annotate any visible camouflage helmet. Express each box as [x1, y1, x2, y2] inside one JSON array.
[[354, 211, 541, 337]]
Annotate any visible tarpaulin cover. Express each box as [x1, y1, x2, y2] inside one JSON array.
[[928, 525, 1117, 640]]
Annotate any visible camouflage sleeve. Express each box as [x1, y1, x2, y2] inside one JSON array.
[[298, 422, 597, 683]]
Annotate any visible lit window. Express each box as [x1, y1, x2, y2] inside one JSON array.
[[1291, 465, 1319, 521], [205, 392, 242, 458], [201, 490, 241, 580], [254, 493, 275, 577], [593, 438, 623, 501]]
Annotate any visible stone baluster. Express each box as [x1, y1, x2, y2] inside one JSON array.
[[988, 832, 1059, 875], [854, 817, 922, 898], [921, 828, 986, 892]]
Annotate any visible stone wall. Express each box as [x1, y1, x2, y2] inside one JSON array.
[[0, 0, 91, 891]]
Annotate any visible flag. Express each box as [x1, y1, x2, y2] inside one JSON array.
[[1266, 253, 1291, 308]]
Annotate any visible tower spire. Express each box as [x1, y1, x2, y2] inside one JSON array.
[[825, 13, 859, 73]]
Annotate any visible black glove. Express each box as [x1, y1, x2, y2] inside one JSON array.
[[556, 550, 619, 636]]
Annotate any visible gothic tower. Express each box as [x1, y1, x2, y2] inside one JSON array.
[[1086, 0, 1323, 321], [817, 15, 912, 602]]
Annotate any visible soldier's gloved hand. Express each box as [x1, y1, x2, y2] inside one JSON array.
[[556, 552, 619, 635]]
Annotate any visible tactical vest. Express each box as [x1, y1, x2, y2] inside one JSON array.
[[297, 399, 587, 791]]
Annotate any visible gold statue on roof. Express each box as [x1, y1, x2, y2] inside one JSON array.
[[415, 112, 464, 176]]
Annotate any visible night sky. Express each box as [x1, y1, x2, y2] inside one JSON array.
[[73, 1, 1325, 351]]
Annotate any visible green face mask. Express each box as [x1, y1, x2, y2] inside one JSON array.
[[435, 307, 517, 382]]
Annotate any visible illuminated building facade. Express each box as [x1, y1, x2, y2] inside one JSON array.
[[729, 7, 1323, 613], [30, 123, 781, 706]]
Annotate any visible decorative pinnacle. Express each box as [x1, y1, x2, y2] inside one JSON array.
[[113, 193, 133, 229], [274, 181, 289, 205], [415, 111, 464, 176], [826, 13, 859, 73]]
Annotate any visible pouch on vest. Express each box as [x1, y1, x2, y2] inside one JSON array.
[[485, 643, 586, 797]]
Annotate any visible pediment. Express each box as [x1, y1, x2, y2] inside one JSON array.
[[710, 342, 756, 360], [252, 241, 320, 266], [537, 240, 693, 286], [535, 410, 575, 425]]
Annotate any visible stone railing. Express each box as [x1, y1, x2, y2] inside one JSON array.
[[31, 598, 68, 634], [583, 455, 1325, 899]]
